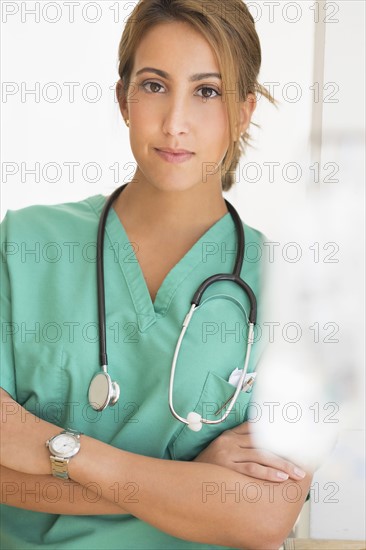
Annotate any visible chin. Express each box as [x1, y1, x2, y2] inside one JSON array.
[[142, 172, 203, 194], [155, 180, 203, 194]]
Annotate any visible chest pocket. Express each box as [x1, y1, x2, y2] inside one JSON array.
[[169, 370, 254, 461]]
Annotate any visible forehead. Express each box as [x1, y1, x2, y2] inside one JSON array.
[[132, 20, 220, 75]]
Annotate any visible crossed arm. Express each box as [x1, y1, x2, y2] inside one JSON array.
[[0, 388, 313, 550]]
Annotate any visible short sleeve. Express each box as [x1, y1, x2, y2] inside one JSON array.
[[0, 213, 17, 400]]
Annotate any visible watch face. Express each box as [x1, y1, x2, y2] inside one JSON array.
[[49, 434, 80, 458]]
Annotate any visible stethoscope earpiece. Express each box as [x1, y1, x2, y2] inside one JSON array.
[[88, 371, 120, 412]]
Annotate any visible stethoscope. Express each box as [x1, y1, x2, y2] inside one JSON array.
[[88, 183, 257, 432]]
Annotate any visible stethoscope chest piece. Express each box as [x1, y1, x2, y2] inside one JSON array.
[[90, 183, 257, 427], [88, 371, 120, 411]]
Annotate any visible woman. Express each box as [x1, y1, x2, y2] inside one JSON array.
[[0, 1, 312, 548]]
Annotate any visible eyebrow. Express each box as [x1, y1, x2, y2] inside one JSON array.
[[135, 67, 222, 82]]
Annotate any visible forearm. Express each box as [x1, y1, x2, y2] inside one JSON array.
[[1, 389, 312, 549], [0, 465, 128, 515], [69, 434, 312, 549], [0, 389, 128, 515]]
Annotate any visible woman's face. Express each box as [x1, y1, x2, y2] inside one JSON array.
[[119, 21, 233, 193]]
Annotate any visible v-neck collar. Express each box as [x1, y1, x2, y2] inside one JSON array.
[[88, 194, 236, 333]]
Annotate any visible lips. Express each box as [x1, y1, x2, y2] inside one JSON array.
[[156, 148, 194, 154], [154, 148, 194, 164]]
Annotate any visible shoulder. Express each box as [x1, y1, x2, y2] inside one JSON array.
[[242, 221, 268, 247], [0, 194, 105, 242], [238, 219, 271, 297], [238, 218, 269, 265]]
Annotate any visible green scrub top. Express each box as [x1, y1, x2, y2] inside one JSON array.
[[0, 193, 266, 549]]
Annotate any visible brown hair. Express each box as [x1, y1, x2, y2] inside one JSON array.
[[117, 0, 277, 192]]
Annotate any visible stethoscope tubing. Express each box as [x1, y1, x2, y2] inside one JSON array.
[[168, 303, 255, 426], [92, 183, 258, 427], [96, 184, 128, 368]]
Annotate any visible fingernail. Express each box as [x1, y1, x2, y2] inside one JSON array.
[[277, 471, 289, 480], [294, 467, 306, 478]]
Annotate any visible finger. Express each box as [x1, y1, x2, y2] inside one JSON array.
[[211, 435, 307, 480], [231, 461, 293, 482], [222, 427, 308, 481], [215, 430, 308, 481], [234, 448, 307, 480]]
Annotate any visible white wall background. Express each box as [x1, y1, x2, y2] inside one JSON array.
[[1, 0, 365, 541]]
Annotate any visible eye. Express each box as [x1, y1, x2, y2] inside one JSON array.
[[197, 86, 221, 99], [140, 81, 165, 93]]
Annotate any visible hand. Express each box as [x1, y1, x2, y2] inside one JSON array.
[[193, 421, 307, 482]]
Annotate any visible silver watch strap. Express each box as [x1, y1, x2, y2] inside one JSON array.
[[49, 456, 70, 479]]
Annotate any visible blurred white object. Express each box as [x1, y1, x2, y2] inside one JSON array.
[[250, 182, 364, 472]]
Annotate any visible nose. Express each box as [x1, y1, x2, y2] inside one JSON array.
[[161, 92, 190, 136]]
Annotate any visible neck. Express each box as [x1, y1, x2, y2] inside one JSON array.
[[112, 176, 229, 237]]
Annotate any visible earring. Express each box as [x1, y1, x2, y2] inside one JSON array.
[[125, 119, 130, 127]]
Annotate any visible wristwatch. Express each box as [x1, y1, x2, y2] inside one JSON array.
[[46, 429, 81, 479]]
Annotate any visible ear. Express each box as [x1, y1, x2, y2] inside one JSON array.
[[116, 79, 129, 121], [237, 93, 257, 137]]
